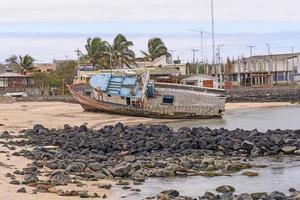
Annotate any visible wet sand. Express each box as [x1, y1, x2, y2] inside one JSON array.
[[0, 101, 293, 132], [0, 144, 115, 199]]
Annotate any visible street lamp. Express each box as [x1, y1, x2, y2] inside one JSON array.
[[188, 29, 206, 64], [217, 44, 224, 86], [211, 0, 216, 72], [247, 45, 256, 57]]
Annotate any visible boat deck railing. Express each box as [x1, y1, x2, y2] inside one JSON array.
[[155, 82, 225, 95]]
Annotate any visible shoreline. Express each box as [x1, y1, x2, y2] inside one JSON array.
[[225, 102, 293, 110], [0, 101, 297, 132]]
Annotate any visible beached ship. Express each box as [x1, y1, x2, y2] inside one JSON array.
[[68, 71, 226, 119]]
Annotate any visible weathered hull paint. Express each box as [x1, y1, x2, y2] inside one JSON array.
[[68, 83, 225, 119]]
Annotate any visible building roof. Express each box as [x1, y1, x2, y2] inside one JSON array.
[[149, 68, 181, 76], [244, 53, 300, 61], [181, 74, 217, 81], [0, 72, 27, 78]]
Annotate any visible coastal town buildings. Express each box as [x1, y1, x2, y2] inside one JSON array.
[[212, 53, 300, 87]]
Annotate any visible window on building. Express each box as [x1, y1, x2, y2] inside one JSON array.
[[162, 95, 174, 104], [0, 78, 8, 87]]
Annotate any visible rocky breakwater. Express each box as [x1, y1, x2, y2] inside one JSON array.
[[0, 123, 300, 198], [226, 86, 300, 103], [157, 187, 300, 200]]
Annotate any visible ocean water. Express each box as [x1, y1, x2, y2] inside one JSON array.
[[166, 104, 300, 132]]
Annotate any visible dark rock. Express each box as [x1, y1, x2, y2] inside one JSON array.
[[17, 187, 27, 193], [269, 191, 288, 200], [158, 189, 180, 198], [92, 183, 112, 189], [112, 163, 132, 177], [251, 192, 268, 200], [23, 174, 38, 184], [88, 162, 103, 171], [281, 146, 297, 154], [78, 125, 88, 133], [238, 193, 253, 200], [241, 140, 255, 150], [9, 180, 20, 185], [65, 162, 85, 172], [116, 181, 130, 186], [289, 188, 296, 193], [216, 185, 235, 193]]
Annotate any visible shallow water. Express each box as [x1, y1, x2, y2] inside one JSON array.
[[113, 158, 300, 199], [166, 104, 300, 131], [112, 105, 300, 199]]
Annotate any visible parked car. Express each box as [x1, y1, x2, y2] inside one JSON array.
[[4, 92, 28, 97]]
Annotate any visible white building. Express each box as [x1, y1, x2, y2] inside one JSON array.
[[181, 74, 219, 88]]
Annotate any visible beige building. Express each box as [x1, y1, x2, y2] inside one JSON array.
[[226, 53, 300, 87], [135, 55, 186, 75], [33, 63, 56, 73]]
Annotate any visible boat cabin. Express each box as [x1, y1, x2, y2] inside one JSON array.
[[90, 72, 153, 107]]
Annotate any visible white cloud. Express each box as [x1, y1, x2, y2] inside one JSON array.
[[0, 0, 300, 22]]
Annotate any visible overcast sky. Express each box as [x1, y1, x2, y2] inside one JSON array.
[[0, 0, 300, 62]]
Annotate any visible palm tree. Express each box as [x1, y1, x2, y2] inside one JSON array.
[[108, 34, 136, 69], [18, 55, 35, 74], [83, 37, 109, 70], [141, 38, 170, 61]]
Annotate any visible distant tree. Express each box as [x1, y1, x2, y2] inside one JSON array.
[[5, 55, 21, 72], [44, 60, 77, 95], [18, 55, 36, 74], [32, 72, 50, 95], [54, 60, 77, 85], [141, 38, 170, 61], [108, 34, 136, 69]]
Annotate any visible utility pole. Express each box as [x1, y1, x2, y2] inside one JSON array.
[[109, 48, 112, 69], [191, 49, 199, 64], [217, 44, 224, 87], [211, 0, 216, 76], [266, 44, 271, 55], [169, 49, 175, 63], [292, 46, 295, 82], [266, 44, 272, 85], [75, 48, 81, 78], [247, 45, 256, 57], [200, 31, 204, 64]]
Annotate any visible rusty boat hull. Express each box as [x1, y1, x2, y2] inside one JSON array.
[[68, 83, 226, 119]]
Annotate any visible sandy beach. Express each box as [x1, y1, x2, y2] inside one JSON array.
[[0, 101, 293, 132]]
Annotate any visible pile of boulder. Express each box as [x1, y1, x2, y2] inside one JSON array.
[[0, 123, 299, 198]]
